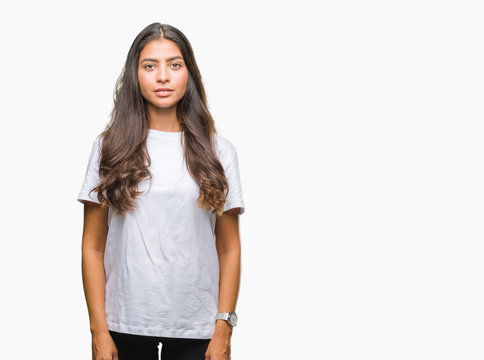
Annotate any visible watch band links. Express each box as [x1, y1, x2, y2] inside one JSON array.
[[216, 312, 230, 320], [216, 312, 237, 327]]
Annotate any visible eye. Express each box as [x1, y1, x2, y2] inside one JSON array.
[[144, 64, 155, 70], [171, 63, 182, 69]]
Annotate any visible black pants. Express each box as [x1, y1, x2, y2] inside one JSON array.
[[109, 330, 211, 360]]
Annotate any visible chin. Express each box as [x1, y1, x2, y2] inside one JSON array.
[[151, 98, 178, 108]]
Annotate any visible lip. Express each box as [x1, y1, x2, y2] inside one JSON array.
[[154, 88, 173, 97]]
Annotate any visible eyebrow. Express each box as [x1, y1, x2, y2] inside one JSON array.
[[141, 56, 183, 63]]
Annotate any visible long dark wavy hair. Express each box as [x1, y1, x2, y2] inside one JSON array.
[[91, 23, 229, 217]]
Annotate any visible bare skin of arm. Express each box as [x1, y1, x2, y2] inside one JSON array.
[[206, 207, 242, 360], [80, 201, 118, 360]]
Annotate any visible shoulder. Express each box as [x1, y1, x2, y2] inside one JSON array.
[[95, 135, 105, 146], [212, 133, 238, 159], [86, 136, 105, 163], [92, 135, 105, 152]]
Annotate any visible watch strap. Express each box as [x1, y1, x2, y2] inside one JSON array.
[[215, 312, 237, 327], [216, 312, 230, 320]]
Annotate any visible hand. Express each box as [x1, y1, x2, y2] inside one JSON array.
[[205, 321, 232, 360], [91, 331, 118, 360]]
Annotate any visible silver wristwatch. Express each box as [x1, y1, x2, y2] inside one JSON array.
[[216, 312, 238, 328]]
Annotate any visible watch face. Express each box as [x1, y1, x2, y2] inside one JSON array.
[[229, 313, 238, 326]]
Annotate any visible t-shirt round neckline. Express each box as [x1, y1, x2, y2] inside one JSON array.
[[148, 128, 183, 140]]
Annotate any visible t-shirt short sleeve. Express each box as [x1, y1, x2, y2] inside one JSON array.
[[216, 136, 246, 215], [77, 138, 102, 204]]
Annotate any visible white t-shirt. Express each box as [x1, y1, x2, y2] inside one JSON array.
[[77, 128, 245, 339]]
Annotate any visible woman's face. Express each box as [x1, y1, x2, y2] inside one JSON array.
[[138, 38, 189, 111]]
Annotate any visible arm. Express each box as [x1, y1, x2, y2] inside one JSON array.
[[206, 207, 242, 358], [81, 201, 109, 335], [81, 201, 119, 359]]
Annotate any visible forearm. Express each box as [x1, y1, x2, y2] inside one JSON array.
[[215, 249, 240, 335], [217, 249, 240, 312], [82, 248, 108, 335]]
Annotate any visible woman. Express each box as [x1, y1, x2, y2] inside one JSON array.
[[77, 22, 245, 360]]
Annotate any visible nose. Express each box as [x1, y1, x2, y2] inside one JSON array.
[[157, 65, 169, 83]]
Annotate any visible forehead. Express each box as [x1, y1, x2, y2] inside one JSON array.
[[139, 38, 182, 59]]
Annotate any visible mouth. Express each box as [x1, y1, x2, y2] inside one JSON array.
[[154, 88, 173, 97]]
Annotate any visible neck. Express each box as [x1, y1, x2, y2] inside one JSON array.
[[147, 103, 182, 132]]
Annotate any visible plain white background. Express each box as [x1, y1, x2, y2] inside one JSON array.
[[0, 1, 482, 359]]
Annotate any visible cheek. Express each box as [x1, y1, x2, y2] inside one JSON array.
[[137, 71, 149, 94], [178, 71, 189, 90]]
